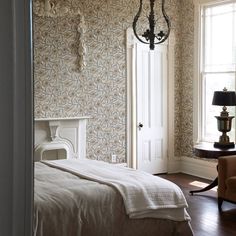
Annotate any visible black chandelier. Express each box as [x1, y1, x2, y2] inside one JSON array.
[[132, 0, 171, 50]]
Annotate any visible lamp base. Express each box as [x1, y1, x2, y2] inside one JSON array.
[[214, 142, 235, 149]]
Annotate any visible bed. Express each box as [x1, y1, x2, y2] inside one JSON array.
[[34, 158, 194, 236]]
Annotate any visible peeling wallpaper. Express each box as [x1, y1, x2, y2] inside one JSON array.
[[33, 0, 195, 162]]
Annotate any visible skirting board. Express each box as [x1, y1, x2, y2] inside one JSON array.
[[167, 156, 217, 180], [167, 158, 181, 173], [180, 156, 217, 180]]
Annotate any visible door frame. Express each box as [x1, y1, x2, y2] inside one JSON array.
[[0, 0, 33, 235], [126, 28, 176, 170], [13, 0, 33, 235]]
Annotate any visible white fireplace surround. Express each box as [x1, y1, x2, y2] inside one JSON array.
[[34, 117, 90, 161]]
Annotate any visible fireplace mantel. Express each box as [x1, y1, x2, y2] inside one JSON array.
[[34, 117, 90, 161]]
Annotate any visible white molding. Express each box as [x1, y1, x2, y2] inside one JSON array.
[[180, 156, 217, 180], [126, 28, 176, 171], [126, 27, 137, 169], [34, 117, 89, 161], [33, 0, 86, 71], [193, 0, 234, 6], [126, 27, 133, 169], [193, 0, 236, 146], [193, 0, 202, 145], [35, 116, 91, 121], [33, 0, 81, 17], [168, 156, 218, 180], [167, 32, 176, 162]]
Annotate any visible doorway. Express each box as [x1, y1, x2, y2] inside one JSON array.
[[126, 28, 175, 174]]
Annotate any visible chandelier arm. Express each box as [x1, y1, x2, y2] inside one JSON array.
[[152, 0, 171, 45], [162, 0, 171, 34], [132, 0, 149, 44]]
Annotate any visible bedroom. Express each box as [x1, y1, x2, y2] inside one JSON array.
[[33, 0, 193, 173], [1, 0, 236, 235]]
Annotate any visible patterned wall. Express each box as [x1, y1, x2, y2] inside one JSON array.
[[175, 0, 195, 157], [33, 0, 195, 162]]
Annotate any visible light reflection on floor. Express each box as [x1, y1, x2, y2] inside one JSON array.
[[189, 181, 217, 192]]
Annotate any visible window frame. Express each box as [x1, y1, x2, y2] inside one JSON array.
[[193, 0, 236, 144]]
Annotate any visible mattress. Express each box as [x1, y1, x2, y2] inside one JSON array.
[[34, 161, 194, 236]]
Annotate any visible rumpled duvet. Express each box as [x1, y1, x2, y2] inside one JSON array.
[[34, 159, 194, 236]]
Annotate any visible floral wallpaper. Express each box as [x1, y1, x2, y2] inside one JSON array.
[[33, 0, 195, 162], [175, 0, 195, 157]]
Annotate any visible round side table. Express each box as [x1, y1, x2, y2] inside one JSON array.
[[190, 142, 236, 195]]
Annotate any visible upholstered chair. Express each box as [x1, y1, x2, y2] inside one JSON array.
[[218, 155, 236, 211]]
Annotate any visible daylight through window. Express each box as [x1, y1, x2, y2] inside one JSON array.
[[199, 1, 236, 143]]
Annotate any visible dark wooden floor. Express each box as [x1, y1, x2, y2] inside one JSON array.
[[159, 173, 236, 236]]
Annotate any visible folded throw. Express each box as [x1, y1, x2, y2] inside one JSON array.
[[41, 159, 189, 220]]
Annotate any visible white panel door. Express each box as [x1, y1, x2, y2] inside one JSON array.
[[136, 42, 167, 174]]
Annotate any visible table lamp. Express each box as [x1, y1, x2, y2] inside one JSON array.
[[212, 87, 236, 149]]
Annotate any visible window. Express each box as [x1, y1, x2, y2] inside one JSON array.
[[194, 0, 236, 143]]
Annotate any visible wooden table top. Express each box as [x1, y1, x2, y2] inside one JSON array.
[[194, 142, 236, 159]]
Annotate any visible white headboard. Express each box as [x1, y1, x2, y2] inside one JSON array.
[[34, 117, 90, 161]]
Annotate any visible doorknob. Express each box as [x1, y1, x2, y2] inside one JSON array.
[[138, 122, 143, 130]]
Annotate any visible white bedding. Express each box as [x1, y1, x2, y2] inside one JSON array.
[[42, 158, 190, 221]]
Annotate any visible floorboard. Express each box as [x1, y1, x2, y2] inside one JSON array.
[[159, 173, 236, 236]]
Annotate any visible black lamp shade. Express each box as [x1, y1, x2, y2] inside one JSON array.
[[212, 91, 236, 106]]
